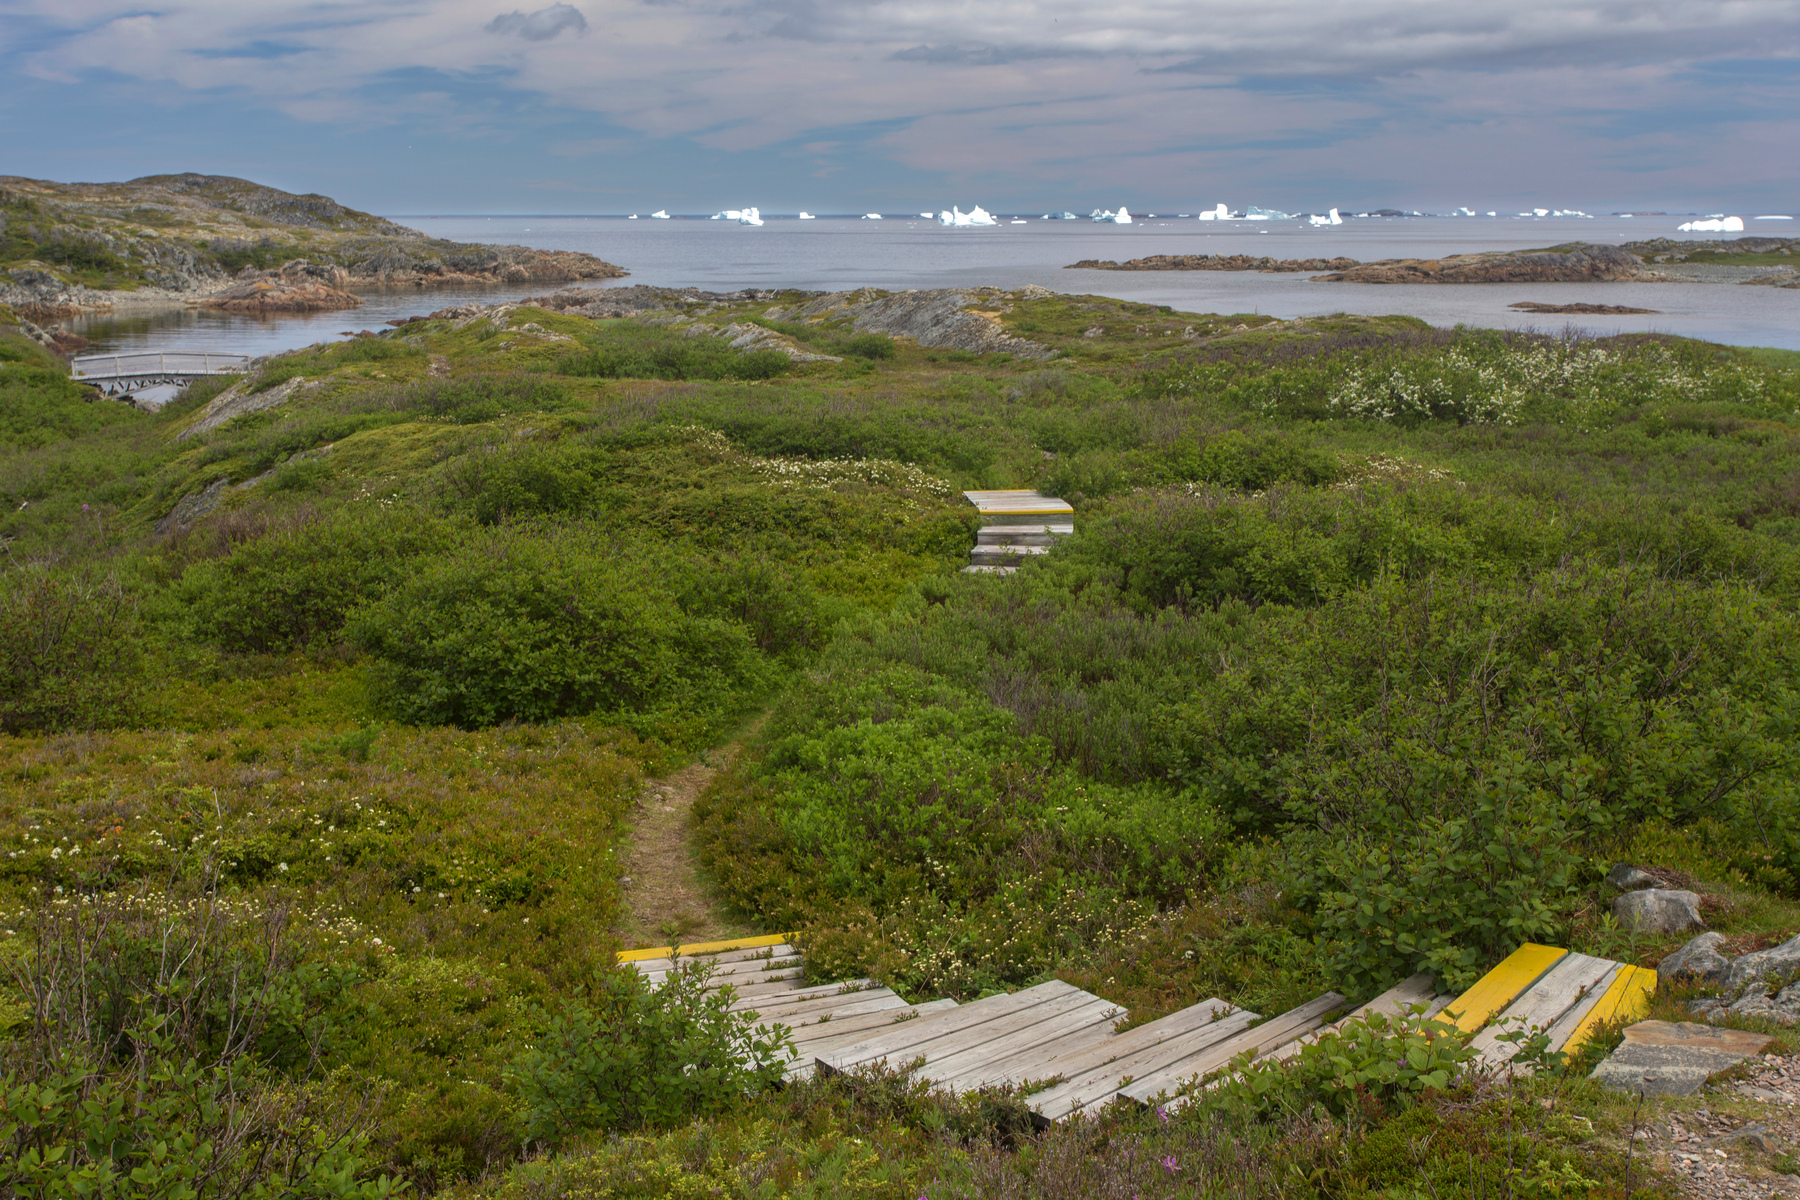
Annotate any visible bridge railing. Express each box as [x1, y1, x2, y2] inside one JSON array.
[[71, 352, 252, 381]]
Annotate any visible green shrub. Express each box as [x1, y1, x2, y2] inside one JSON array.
[[173, 504, 461, 652], [0, 567, 144, 733], [345, 524, 771, 729], [510, 961, 792, 1144], [559, 329, 790, 382], [1204, 1008, 1476, 1119]]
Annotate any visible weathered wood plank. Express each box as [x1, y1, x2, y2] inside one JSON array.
[[1119, 992, 1348, 1108], [636, 951, 801, 980], [1027, 1008, 1262, 1123], [617, 935, 791, 965], [623, 943, 794, 973], [733, 985, 897, 1022], [818, 981, 1082, 1075], [1561, 964, 1657, 1055], [979, 997, 1236, 1096], [1441, 945, 1567, 1036], [781, 1000, 958, 1047], [1257, 972, 1436, 1064], [915, 996, 1123, 1092], [727, 979, 877, 1011], [1470, 952, 1615, 1069]]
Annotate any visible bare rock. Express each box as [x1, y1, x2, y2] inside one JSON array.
[[1614, 888, 1705, 934], [155, 477, 230, 536], [1606, 863, 1659, 891], [176, 374, 314, 441], [1313, 243, 1649, 284], [786, 287, 1054, 359], [1662, 932, 1731, 985], [1724, 933, 1800, 993], [1591, 1020, 1772, 1096]]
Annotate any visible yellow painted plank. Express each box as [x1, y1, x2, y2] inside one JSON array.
[[1562, 965, 1657, 1054], [616, 933, 790, 963], [1441, 944, 1568, 1035]]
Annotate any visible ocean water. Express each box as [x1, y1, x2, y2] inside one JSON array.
[[68, 213, 1800, 358]]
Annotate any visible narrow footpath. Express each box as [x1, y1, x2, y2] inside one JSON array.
[[614, 743, 757, 950]]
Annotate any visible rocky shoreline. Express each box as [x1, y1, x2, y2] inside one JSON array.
[[0, 173, 626, 324], [1064, 237, 1800, 287]]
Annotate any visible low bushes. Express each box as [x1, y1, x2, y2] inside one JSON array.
[[0, 567, 145, 733]]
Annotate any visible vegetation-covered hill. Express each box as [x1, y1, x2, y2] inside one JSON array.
[[0, 174, 624, 316], [4, 288, 1800, 1196]]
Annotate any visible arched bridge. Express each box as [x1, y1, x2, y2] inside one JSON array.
[[71, 351, 251, 397]]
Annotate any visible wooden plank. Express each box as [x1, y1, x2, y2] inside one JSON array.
[[1561, 964, 1657, 1055], [617, 934, 791, 963], [782, 1002, 963, 1081], [709, 976, 807, 1001], [1018, 999, 1240, 1091], [1119, 993, 1347, 1108], [1258, 972, 1436, 1064], [931, 1001, 1125, 1093], [732, 984, 896, 1022], [782, 1000, 958, 1046], [1027, 1009, 1261, 1123], [818, 981, 1080, 1075], [760, 994, 911, 1032], [636, 951, 801, 979], [963, 490, 1074, 516], [1469, 953, 1615, 1069], [1440, 945, 1567, 1036], [623, 943, 795, 972], [727, 978, 876, 1009], [908, 994, 1120, 1087]]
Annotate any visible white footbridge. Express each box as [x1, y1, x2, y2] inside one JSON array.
[[71, 352, 250, 397]]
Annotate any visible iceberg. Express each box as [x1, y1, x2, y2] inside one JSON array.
[[920, 212, 934, 218], [1307, 207, 1344, 227], [1458, 207, 1474, 216], [1010, 219, 1027, 224], [798, 212, 815, 219], [1091, 207, 1133, 224], [862, 213, 883, 219], [1243, 206, 1291, 221], [628, 214, 638, 219], [1677, 216, 1745, 232], [650, 210, 670, 219], [1533, 208, 1549, 217], [713, 207, 765, 225], [1197, 203, 1230, 221], [938, 205, 998, 226], [1754, 215, 1794, 220]]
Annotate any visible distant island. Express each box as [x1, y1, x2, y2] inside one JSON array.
[[1069, 238, 1799, 287], [0, 173, 627, 319]]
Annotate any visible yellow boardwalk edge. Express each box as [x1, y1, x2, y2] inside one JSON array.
[[616, 933, 792, 963], [1563, 965, 1658, 1053], [1441, 944, 1568, 1035]]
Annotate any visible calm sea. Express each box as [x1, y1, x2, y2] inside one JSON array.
[[68, 214, 1800, 357]]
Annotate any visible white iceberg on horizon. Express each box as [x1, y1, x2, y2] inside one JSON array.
[[920, 212, 933, 218], [863, 213, 883, 219], [798, 212, 815, 219], [1678, 216, 1745, 232], [938, 205, 998, 226], [712, 207, 764, 225], [628, 214, 638, 219], [1755, 214, 1794, 220], [1197, 203, 1228, 221], [1243, 206, 1291, 221], [1308, 208, 1344, 227], [1091, 206, 1133, 224], [650, 210, 670, 219]]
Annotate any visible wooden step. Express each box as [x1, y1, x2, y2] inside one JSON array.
[[623, 942, 794, 973], [1442, 944, 1567, 1036], [964, 490, 1074, 520], [1120, 992, 1347, 1109], [976, 524, 1071, 544], [783, 1000, 962, 1080], [1026, 1006, 1259, 1123], [878, 990, 1123, 1094], [1470, 952, 1615, 1070], [747, 988, 913, 1026], [970, 546, 1050, 566], [817, 980, 1087, 1075], [962, 565, 1017, 575], [1257, 972, 1447, 1064], [729, 979, 881, 1014]]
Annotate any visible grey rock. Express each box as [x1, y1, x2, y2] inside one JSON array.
[[1592, 1020, 1772, 1097], [788, 287, 1057, 359], [1613, 888, 1705, 934], [1690, 997, 1727, 1017], [154, 477, 230, 536], [1724, 933, 1800, 993], [1606, 863, 1658, 891], [176, 373, 313, 441], [1728, 988, 1782, 1021], [1661, 932, 1730, 984]]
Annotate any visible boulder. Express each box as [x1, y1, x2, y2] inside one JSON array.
[[1724, 933, 1800, 993], [1614, 888, 1705, 934], [1606, 863, 1659, 891], [1660, 932, 1730, 985]]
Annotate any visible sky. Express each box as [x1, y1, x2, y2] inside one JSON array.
[[1, 0, 1797, 216]]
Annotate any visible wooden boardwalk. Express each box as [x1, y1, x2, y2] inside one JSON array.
[[962, 490, 1072, 575], [71, 351, 250, 397], [618, 938, 1654, 1121]]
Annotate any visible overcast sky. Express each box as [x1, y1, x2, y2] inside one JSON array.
[[2, 0, 1796, 215]]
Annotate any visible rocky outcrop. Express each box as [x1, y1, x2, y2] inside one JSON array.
[[155, 477, 230, 536], [0, 174, 627, 316], [1660, 932, 1730, 985], [200, 263, 362, 313], [1509, 301, 1659, 314], [776, 287, 1055, 359], [505, 285, 792, 321], [1669, 931, 1800, 1026], [0, 304, 89, 355], [176, 374, 316, 441], [1068, 254, 1360, 273], [685, 321, 841, 363], [1312, 243, 1649, 284]]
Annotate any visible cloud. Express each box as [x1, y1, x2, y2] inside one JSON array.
[[486, 4, 587, 41]]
